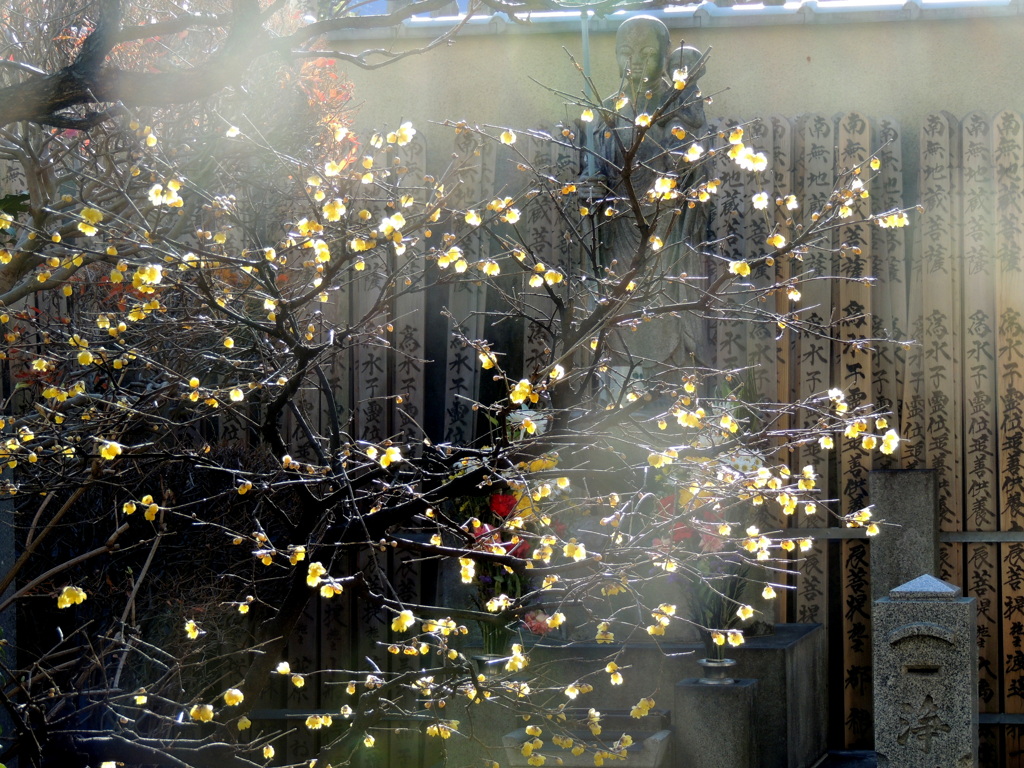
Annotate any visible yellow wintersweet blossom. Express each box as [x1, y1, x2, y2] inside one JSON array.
[[521, 418, 537, 435], [596, 621, 614, 643], [819, 435, 835, 450], [459, 557, 475, 583], [57, 586, 86, 608], [148, 182, 183, 207], [465, 210, 482, 226], [634, 113, 652, 127], [581, 109, 595, 122], [323, 199, 347, 221], [389, 121, 416, 146], [275, 661, 291, 675], [78, 207, 103, 236], [736, 604, 754, 621], [880, 429, 900, 455], [132, 263, 163, 292], [307, 562, 327, 587], [380, 446, 403, 468], [876, 214, 909, 228], [647, 452, 673, 469], [392, 610, 416, 632], [728, 260, 751, 277], [427, 722, 455, 739], [263, 745, 275, 759], [229, 388, 244, 402], [510, 379, 538, 405], [224, 688, 244, 706], [653, 176, 676, 198], [185, 620, 201, 639], [728, 630, 745, 647], [752, 192, 769, 210], [505, 643, 528, 672], [546, 612, 565, 628], [767, 233, 787, 249], [291, 674, 305, 688], [500, 130, 517, 145], [189, 704, 214, 722], [563, 538, 586, 561], [683, 144, 704, 163], [479, 350, 497, 369], [672, 68, 688, 89], [630, 698, 655, 719], [735, 147, 768, 172], [99, 440, 122, 460]]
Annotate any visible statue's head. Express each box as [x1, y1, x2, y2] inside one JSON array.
[[615, 16, 670, 92], [667, 45, 706, 85]]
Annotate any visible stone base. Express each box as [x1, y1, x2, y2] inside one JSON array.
[[675, 678, 758, 768], [676, 623, 827, 768], [504, 727, 671, 768]]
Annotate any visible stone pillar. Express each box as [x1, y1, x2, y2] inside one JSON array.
[[674, 678, 759, 768], [869, 469, 939, 601], [873, 574, 977, 768]]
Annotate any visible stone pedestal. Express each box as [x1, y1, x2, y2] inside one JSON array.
[[504, 725, 671, 768], [869, 469, 939, 600], [873, 574, 977, 768], [676, 623, 826, 768], [521, 624, 824, 768], [675, 678, 758, 768]]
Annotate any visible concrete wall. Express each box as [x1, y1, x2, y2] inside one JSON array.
[[337, 6, 1024, 164]]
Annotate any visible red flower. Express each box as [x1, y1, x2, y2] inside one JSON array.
[[522, 610, 552, 635], [672, 521, 694, 542], [490, 494, 518, 518]]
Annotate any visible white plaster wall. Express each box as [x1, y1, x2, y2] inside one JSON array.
[[338, 12, 1024, 163]]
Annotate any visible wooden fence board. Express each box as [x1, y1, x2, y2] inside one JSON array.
[[836, 111, 874, 749], [871, 116, 906, 449], [392, 133, 429, 447], [919, 113, 963, 590], [995, 112, 1024, 760], [961, 110, 1002, 713], [770, 114, 796, 623], [793, 114, 834, 627], [443, 131, 495, 443]]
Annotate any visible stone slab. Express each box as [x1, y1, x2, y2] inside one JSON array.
[[869, 469, 939, 601]]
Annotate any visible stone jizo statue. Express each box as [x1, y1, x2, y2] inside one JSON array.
[[582, 15, 710, 371]]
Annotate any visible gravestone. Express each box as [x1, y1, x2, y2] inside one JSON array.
[[869, 469, 939, 601], [873, 574, 977, 768]]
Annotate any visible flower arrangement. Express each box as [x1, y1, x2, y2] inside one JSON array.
[[463, 491, 533, 655]]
